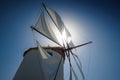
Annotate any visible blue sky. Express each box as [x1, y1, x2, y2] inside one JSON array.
[[0, 0, 120, 80]]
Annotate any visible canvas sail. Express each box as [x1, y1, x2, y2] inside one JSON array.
[[36, 41, 64, 80], [33, 12, 60, 46], [36, 41, 48, 59], [42, 3, 74, 47]]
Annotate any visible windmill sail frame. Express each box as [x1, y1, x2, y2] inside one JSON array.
[[42, 3, 74, 47]]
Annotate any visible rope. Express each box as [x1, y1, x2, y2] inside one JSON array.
[[72, 53, 82, 69], [85, 46, 92, 79], [67, 52, 72, 80], [54, 56, 63, 80], [66, 51, 78, 80], [70, 51, 85, 80]]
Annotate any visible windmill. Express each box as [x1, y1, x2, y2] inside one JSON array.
[[13, 3, 92, 80]]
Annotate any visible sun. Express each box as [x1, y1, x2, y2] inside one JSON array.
[[51, 16, 79, 46], [53, 26, 73, 46]]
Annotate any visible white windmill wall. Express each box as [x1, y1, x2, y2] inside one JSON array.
[[13, 48, 64, 80]]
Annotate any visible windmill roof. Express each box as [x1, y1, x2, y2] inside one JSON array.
[[23, 47, 65, 59]]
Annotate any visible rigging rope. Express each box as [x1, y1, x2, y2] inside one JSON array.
[[54, 56, 63, 80], [85, 46, 92, 79], [72, 53, 82, 69], [70, 51, 85, 80], [65, 50, 79, 80]]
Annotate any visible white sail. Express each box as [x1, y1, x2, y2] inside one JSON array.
[[36, 41, 48, 59], [34, 12, 60, 45], [36, 41, 64, 80], [43, 4, 74, 47]]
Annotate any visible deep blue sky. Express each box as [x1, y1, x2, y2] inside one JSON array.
[[0, 0, 120, 80]]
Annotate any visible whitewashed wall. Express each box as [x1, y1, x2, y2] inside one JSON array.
[[13, 49, 64, 80]]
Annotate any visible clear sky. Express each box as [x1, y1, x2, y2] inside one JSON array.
[[0, 0, 120, 80]]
